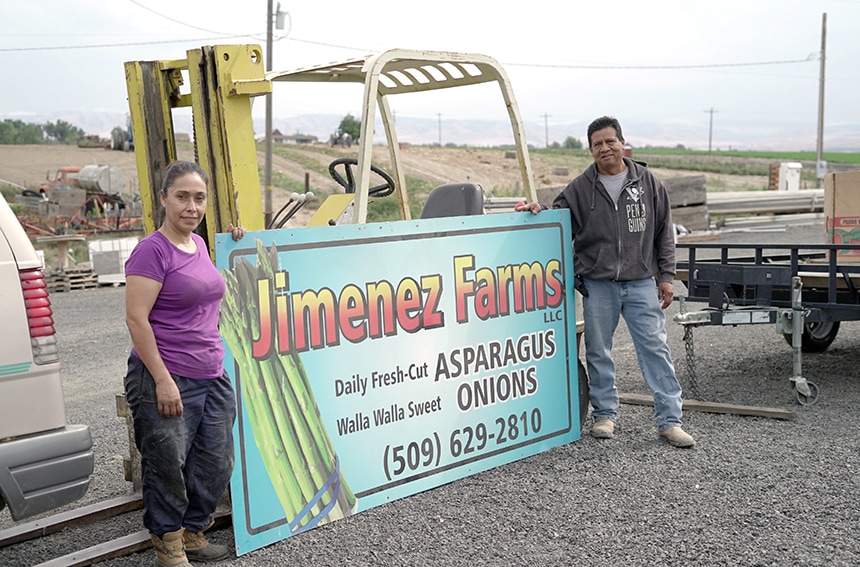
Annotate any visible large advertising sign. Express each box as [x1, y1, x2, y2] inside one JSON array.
[[215, 211, 579, 556]]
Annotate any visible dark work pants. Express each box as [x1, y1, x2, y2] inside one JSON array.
[[124, 354, 236, 537]]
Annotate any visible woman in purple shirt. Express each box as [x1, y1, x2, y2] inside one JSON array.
[[124, 161, 244, 566]]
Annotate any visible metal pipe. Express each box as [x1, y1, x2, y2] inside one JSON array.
[[815, 13, 827, 183], [264, 0, 274, 227]]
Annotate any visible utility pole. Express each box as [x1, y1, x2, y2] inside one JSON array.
[[264, 1, 285, 228], [704, 108, 717, 156], [541, 113, 551, 148], [816, 12, 827, 184], [437, 113, 442, 146]]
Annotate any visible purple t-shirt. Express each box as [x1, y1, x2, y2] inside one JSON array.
[[125, 231, 226, 379]]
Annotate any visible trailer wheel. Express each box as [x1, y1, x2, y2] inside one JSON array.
[[795, 381, 819, 406], [578, 359, 589, 430], [782, 321, 840, 353]]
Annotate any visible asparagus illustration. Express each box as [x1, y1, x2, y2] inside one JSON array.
[[221, 240, 357, 531]]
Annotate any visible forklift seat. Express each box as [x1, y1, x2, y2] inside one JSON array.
[[420, 183, 485, 219]]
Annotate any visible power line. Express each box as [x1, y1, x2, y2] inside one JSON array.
[[0, 35, 260, 52], [0, 31, 820, 72], [125, 0, 239, 37], [503, 57, 818, 70]]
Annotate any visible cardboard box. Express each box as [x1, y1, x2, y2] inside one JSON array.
[[824, 170, 860, 261]]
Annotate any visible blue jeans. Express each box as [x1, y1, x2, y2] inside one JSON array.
[[124, 355, 236, 536], [581, 278, 683, 431]]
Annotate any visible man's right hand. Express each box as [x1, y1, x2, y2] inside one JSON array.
[[515, 201, 542, 214]]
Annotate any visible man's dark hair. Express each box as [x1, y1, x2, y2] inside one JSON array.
[[587, 116, 624, 148], [161, 161, 208, 194]]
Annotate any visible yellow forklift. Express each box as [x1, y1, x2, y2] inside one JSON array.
[[125, 46, 537, 246]]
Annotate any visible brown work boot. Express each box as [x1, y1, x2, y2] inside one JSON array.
[[591, 419, 615, 439], [659, 426, 696, 448], [184, 525, 230, 563], [150, 529, 194, 567]]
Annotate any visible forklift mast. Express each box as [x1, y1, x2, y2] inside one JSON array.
[[125, 44, 268, 258]]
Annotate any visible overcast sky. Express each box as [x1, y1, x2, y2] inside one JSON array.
[[2, 0, 859, 150]]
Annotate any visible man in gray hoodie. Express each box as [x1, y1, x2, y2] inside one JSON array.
[[518, 116, 694, 448]]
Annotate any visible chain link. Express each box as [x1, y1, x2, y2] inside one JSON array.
[[682, 325, 703, 400]]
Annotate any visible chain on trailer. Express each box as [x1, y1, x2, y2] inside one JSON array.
[[681, 326, 703, 401]]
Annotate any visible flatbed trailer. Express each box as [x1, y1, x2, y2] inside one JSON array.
[[673, 242, 860, 405]]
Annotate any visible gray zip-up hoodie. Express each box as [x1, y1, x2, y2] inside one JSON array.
[[551, 157, 675, 284]]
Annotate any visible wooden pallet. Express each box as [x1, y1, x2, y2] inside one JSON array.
[[47, 268, 99, 293]]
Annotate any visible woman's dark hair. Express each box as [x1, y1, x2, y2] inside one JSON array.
[[160, 161, 208, 194], [587, 116, 624, 148]]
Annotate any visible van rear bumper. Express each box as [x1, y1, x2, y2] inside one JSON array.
[[0, 424, 94, 520]]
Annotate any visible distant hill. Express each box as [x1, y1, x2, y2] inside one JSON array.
[[2, 110, 859, 153]]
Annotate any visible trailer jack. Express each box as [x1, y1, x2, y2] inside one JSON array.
[[776, 277, 819, 405]]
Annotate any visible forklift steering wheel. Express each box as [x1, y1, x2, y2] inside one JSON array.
[[328, 157, 396, 197]]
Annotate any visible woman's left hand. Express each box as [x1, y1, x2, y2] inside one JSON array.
[[228, 223, 246, 241]]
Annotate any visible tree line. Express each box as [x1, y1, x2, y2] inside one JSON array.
[[0, 119, 85, 145]]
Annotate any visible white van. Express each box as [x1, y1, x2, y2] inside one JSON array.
[[0, 196, 93, 521]]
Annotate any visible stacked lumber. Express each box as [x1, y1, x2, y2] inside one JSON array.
[[664, 175, 708, 231]]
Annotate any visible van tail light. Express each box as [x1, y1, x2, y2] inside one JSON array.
[[19, 269, 59, 365]]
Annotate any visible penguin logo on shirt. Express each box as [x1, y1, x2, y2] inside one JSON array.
[[625, 184, 643, 202]]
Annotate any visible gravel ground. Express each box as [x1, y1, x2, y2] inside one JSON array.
[[2, 223, 859, 566]]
